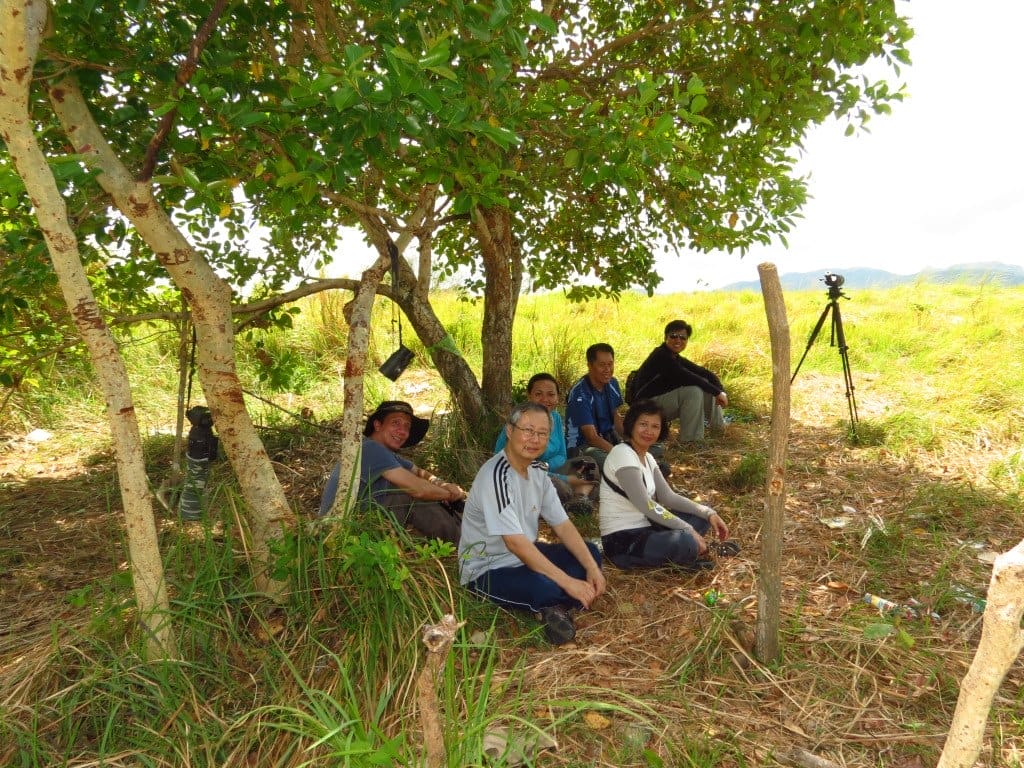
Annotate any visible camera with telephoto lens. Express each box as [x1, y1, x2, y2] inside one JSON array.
[[575, 459, 598, 483], [823, 272, 845, 288], [185, 406, 219, 461]]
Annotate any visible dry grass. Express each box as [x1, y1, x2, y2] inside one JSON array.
[[1, 366, 1022, 767]]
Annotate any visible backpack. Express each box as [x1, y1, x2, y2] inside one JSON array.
[[624, 370, 639, 405], [625, 369, 659, 405]]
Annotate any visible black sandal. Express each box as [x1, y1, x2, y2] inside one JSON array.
[[712, 540, 741, 557]]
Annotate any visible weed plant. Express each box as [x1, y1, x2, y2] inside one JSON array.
[[4, 281, 1024, 766], [7, 500, 640, 767]]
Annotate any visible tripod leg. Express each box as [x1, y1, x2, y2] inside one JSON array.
[[791, 302, 833, 384], [830, 302, 859, 431]]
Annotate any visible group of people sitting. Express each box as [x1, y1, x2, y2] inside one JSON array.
[[319, 320, 737, 645]]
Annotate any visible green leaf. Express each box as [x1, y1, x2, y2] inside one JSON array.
[[896, 629, 915, 649], [388, 46, 418, 64], [426, 65, 458, 82], [523, 8, 558, 36], [344, 44, 372, 67], [414, 87, 443, 113], [863, 622, 895, 640], [691, 94, 708, 114], [331, 87, 359, 112], [419, 39, 451, 69], [686, 74, 705, 95], [275, 171, 309, 188], [563, 148, 581, 169], [181, 166, 202, 190], [234, 112, 267, 127]]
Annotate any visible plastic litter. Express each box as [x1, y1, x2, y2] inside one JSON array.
[[862, 592, 937, 621], [950, 584, 986, 613]]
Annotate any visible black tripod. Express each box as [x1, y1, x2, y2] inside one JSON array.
[[791, 274, 859, 435]]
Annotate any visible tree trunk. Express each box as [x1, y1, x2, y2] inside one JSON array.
[[755, 262, 790, 664], [377, 231, 486, 426], [48, 77, 292, 598], [474, 205, 522, 420], [390, 266, 487, 425], [937, 538, 1024, 768], [0, 0, 176, 660], [328, 250, 389, 517]]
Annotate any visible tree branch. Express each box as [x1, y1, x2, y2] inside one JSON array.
[[138, 0, 230, 181]]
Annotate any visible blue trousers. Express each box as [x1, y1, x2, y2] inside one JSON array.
[[467, 541, 602, 614]]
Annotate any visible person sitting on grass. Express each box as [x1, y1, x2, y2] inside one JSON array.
[[460, 401, 606, 645], [494, 372, 598, 516], [630, 320, 727, 443], [598, 399, 738, 571], [565, 342, 626, 468], [318, 400, 465, 544]]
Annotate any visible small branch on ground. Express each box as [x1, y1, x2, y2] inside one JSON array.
[[416, 614, 465, 767], [775, 747, 842, 768]]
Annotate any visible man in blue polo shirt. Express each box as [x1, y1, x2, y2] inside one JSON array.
[[565, 342, 625, 469]]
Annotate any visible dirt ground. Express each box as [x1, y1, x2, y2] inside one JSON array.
[[1, 373, 1021, 766]]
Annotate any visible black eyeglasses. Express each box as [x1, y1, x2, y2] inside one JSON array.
[[667, 333, 689, 340]]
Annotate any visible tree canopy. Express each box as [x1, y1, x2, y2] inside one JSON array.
[[3, 0, 912, 416]]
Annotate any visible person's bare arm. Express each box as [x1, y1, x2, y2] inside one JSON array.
[[380, 466, 466, 502], [580, 424, 614, 453], [551, 519, 606, 599]]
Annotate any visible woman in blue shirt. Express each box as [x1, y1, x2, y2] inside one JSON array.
[[495, 373, 596, 511]]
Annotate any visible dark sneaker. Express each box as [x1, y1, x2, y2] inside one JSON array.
[[539, 606, 576, 645], [681, 558, 716, 573], [563, 496, 594, 516], [712, 540, 741, 557]]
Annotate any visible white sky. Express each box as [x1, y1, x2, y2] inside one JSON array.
[[667, 0, 1024, 290], [321, 1, 1024, 292]]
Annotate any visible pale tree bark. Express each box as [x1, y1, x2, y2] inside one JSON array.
[[48, 77, 292, 598], [322, 196, 443, 517], [937, 538, 1024, 768], [328, 249, 388, 518], [755, 262, 790, 664], [474, 205, 523, 421], [0, 0, 176, 660]]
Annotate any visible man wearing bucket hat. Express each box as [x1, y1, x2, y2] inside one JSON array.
[[319, 400, 465, 543]]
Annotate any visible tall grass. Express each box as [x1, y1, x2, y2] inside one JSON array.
[[9, 281, 1022, 463], [1, 497, 672, 767], [4, 280, 1024, 766]]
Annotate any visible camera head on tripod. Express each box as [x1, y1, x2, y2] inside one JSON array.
[[821, 272, 846, 300]]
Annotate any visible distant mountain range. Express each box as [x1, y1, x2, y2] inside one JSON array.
[[721, 261, 1024, 292]]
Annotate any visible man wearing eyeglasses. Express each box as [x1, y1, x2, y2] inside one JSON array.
[[459, 401, 606, 645], [630, 320, 728, 443]]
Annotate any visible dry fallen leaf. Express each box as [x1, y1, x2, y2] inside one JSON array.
[[782, 720, 809, 738], [583, 711, 611, 730]]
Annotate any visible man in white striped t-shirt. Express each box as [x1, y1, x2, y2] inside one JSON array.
[[459, 401, 606, 645]]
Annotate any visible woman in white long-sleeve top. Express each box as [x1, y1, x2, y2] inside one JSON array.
[[598, 399, 738, 571]]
